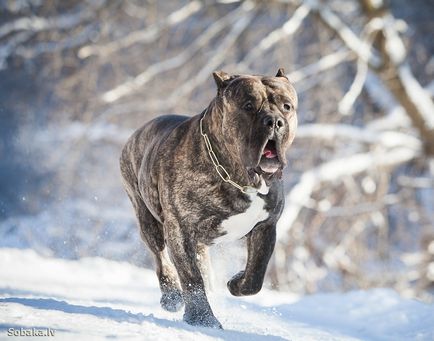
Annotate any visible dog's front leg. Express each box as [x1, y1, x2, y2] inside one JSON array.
[[165, 221, 222, 329], [227, 221, 276, 296]]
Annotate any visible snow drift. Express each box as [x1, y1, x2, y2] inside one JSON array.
[[0, 248, 433, 340]]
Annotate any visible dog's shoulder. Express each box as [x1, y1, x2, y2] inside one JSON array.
[[120, 115, 190, 174]]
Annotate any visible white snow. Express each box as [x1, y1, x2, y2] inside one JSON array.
[[1, 248, 433, 341]]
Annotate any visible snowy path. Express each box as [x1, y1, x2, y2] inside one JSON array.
[[0, 248, 433, 340]]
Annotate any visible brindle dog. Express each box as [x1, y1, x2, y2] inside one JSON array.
[[120, 69, 297, 329]]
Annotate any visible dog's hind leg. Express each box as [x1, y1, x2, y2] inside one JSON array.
[[124, 187, 183, 312], [155, 247, 184, 312], [165, 221, 222, 329], [120, 146, 183, 311], [197, 244, 214, 292]]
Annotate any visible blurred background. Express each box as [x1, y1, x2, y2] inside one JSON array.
[[0, 0, 433, 302]]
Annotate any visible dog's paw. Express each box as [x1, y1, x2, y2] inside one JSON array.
[[183, 310, 223, 329], [227, 271, 262, 296], [227, 271, 245, 296], [160, 289, 184, 312]]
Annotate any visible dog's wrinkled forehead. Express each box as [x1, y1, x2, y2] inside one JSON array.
[[223, 75, 297, 109]]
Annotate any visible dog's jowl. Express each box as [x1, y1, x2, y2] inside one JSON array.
[[120, 69, 297, 329]]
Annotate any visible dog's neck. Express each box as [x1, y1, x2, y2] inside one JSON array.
[[200, 100, 259, 189]]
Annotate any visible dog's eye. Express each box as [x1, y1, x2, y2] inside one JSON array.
[[283, 103, 292, 111], [243, 102, 254, 111]]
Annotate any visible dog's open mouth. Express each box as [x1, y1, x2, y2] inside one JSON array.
[[258, 139, 281, 174], [263, 140, 278, 159]]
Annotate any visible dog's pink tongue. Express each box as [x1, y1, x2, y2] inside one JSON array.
[[263, 148, 277, 159]]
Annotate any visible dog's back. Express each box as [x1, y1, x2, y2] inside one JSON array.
[[119, 115, 189, 220], [120, 115, 188, 180]]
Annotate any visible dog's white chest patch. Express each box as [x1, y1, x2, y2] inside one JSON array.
[[216, 180, 269, 243]]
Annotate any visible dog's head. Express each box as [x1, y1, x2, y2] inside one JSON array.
[[211, 69, 297, 177]]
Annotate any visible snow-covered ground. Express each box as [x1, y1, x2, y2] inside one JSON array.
[[0, 248, 433, 341]]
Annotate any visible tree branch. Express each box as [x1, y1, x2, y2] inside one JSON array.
[[240, 3, 310, 69], [310, 0, 434, 154], [277, 145, 421, 243], [0, 1, 104, 39], [101, 1, 253, 103], [288, 49, 352, 83], [0, 31, 32, 69], [78, 1, 203, 59], [296, 123, 421, 149], [14, 24, 96, 59], [307, 0, 381, 68], [163, 2, 256, 108]]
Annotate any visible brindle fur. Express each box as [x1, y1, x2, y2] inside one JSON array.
[[120, 70, 297, 328]]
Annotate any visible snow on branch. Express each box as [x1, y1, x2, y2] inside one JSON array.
[[163, 2, 256, 108], [276, 128, 422, 243], [0, 1, 104, 39], [338, 57, 368, 115], [362, 4, 434, 152], [426, 79, 434, 97], [14, 25, 96, 59], [0, 31, 32, 69], [240, 4, 310, 68], [296, 124, 421, 149], [102, 1, 256, 104], [306, 0, 381, 68], [277, 146, 421, 243], [398, 63, 434, 130], [337, 16, 399, 115], [78, 1, 202, 59], [308, 0, 434, 153], [288, 49, 351, 83]]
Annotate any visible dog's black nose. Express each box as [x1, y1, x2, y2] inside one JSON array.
[[262, 115, 285, 131]]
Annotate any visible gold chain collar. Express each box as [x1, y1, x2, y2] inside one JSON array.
[[199, 110, 258, 194]]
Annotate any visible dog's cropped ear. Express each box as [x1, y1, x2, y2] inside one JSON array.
[[275, 68, 288, 80], [212, 71, 232, 91]]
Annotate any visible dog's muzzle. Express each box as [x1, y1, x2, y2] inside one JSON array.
[[262, 114, 285, 133]]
